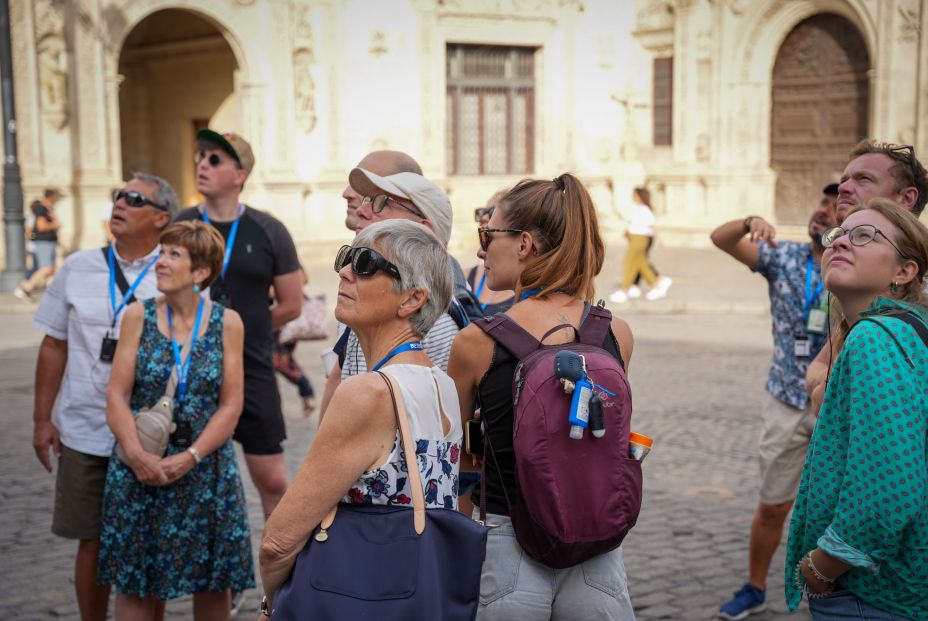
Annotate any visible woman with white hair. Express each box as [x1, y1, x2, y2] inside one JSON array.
[[259, 219, 463, 611]]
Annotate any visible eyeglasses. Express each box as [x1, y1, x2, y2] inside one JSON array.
[[821, 224, 909, 259], [334, 245, 402, 280], [478, 226, 523, 251], [360, 195, 426, 220], [888, 144, 919, 185], [195, 150, 240, 169], [113, 190, 167, 211]]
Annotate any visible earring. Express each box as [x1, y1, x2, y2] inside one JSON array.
[[193, 283, 201, 293], [890, 281, 900, 295]]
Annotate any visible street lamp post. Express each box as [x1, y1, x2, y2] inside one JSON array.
[[0, 0, 25, 291]]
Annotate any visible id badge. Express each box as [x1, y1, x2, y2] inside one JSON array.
[[100, 336, 118, 362], [806, 308, 827, 334], [171, 421, 193, 448], [794, 335, 811, 358]]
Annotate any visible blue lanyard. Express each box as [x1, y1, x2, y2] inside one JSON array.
[[108, 245, 157, 329], [803, 254, 824, 318], [371, 341, 423, 372], [201, 205, 244, 280], [475, 273, 488, 311], [167, 298, 205, 403], [520, 287, 543, 301]]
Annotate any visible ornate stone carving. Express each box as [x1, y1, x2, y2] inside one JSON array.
[[633, 0, 675, 55], [34, 0, 69, 129], [291, 2, 317, 133], [898, 6, 920, 44], [369, 31, 388, 57]]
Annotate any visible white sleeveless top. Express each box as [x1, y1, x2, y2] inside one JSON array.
[[342, 365, 463, 509]]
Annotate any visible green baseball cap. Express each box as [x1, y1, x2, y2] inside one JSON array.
[[196, 129, 255, 174]]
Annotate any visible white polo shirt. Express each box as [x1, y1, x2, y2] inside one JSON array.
[[33, 245, 161, 457]]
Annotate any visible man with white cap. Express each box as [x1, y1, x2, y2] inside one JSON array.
[[318, 168, 461, 417]]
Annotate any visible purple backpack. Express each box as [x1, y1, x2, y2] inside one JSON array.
[[477, 304, 643, 569]]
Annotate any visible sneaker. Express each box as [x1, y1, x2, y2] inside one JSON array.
[[627, 285, 642, 299], [645, 287, 666, 301], [230, 590, 246, 617], [718, 583, 766, 621], [13, 287, 34, 303], [655, 276, 673, 293], [608, 289, 628, 303]]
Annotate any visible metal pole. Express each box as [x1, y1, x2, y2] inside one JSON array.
[[0, 0, 25, 291]]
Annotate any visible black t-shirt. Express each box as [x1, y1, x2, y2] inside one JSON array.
[[31, 202, 57, 242], [474, 325, 623, 516], [175, 205, 300, 414]]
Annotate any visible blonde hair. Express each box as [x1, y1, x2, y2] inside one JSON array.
[[497, 173, 605, 301], [159, 221, 226, 287]]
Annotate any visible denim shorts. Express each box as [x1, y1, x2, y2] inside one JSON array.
[[33, 241, 56, 269], [808, 589, 914, 621], [474, 512, 636, 621]]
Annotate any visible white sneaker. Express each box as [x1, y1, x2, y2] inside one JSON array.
[[13, 287, 34, 303], [655, 276, 673, 293], [608, 289, 628, 303], [645, 287, 666, 301], [627, 285, 642, 299]]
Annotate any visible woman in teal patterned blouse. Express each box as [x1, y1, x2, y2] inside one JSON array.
[[785, 199, 928, 620], [100, 221, 253, 620]]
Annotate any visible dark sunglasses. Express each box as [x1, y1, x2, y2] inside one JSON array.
[[113, 190, 167, 211], [888, 144, 919, 185], [478, 226, 523, 251], [822, 224, 909, 259], [334, 245, 402, 280], [195, 150, 240, 169]]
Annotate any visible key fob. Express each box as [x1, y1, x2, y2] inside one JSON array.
[[171, 421, 193, 448]]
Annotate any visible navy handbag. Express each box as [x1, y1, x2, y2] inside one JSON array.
[[271, 371, 488, 621]]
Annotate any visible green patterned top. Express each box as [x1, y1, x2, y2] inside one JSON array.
[[785, 297, 928, 617]]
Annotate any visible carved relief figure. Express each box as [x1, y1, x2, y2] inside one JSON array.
[[293, 48, 317, 133]]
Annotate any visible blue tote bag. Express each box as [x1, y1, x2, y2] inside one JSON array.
[[271, 371, 488, 621]]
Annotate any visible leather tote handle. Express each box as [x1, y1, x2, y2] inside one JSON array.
[[316, 369, 427, 536]]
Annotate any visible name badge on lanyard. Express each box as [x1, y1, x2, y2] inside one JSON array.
[[102, 246, 157, 362], [794, 334, 812, 358], [803, 254, 826, 335], [201, 204, 243, 307]]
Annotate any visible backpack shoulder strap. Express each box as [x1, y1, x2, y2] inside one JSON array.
[[853, 311, 928, 370], [891, 311, 928, 347], [475, 315, 540, 361], [578, 303, 613, 347]]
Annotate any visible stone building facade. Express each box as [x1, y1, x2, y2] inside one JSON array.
[[3, 0, 926, 254]]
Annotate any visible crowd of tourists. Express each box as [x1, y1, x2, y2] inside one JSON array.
[[27, 132, 927, 621]]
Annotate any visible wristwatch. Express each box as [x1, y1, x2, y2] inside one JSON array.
[[743, 216, 756, 234], [261, 595, 270, 617]]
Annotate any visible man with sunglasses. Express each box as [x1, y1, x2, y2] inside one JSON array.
[[175, 130, 302, 530], [806, 141, 928, 415], [319, 167, 462, 418], [710, 184, 837, 620], [29, 173, 178, 621]]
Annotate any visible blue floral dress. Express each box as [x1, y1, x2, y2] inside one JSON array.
[[98, 299, 254, 599]]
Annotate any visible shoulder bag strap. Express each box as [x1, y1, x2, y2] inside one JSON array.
[[475, 315, 540, 361], [853, 314, 922, 370], [102, 247, 137, 305]]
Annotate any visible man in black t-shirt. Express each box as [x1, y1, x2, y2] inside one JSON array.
[[175, 130, 302, 520], [16, 188, 62, 301]]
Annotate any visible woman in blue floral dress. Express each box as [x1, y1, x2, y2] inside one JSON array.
[[785, 200, 928, 620], [100, 221, 253, 619]]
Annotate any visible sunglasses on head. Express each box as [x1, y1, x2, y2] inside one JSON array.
[[334, 245, 402, 280], [113, 190, 167, 211], [477, 226, 523, 251]]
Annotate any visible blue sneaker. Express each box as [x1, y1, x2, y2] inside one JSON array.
[[719, 583, 766, 620]]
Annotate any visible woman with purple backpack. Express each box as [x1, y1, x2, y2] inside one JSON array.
[[449, 173, 639, 620]]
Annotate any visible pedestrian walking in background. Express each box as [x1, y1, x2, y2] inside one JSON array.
[[260, 220, 463, 611], [16, 188, 63, 302], [99, 221, 254, 620], [785, 200, 928, 620], [609, 187, 671, 303], [273, 267, 316, 416], [710, 186, 836, 620], [449, 174, 638, 620], [30, 174, 177, 621]]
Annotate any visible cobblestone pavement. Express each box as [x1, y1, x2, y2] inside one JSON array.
[[0, 243, 811, 620]]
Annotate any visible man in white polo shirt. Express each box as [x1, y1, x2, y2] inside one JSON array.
[[31, 173, 178, 621]]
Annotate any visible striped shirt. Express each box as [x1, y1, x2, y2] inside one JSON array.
[[339, 313, 460, 378], [33, 245, 161, 457]]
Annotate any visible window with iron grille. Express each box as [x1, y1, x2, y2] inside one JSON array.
[[653, 57, 673, 146], [446, 45, 536, 175]]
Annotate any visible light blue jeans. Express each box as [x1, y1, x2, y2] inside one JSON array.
[[809, 590, 913, 621], [475, 513, 636, 621]]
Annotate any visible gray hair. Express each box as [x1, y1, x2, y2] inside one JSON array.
[[353, 220, 453, 337], [132, 172, 179, 223]]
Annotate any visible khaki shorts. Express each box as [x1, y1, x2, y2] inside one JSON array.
[[758, 394, 817, 505], [52, 444, 110, 540]]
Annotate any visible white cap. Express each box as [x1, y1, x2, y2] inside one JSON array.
[[349, 168, 453, 247]]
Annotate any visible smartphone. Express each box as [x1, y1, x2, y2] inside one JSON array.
[[465, 419, 484, 455]]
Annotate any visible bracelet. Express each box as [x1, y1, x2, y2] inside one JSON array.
[[795, 552, 836, 600], [807, 550, 836, 584], [187, 446, 202, 465], [743, 216, 756, 234]]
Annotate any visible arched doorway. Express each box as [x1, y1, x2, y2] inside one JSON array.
[[118, 9, 239, 206], [770, 13, 869, 224]]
